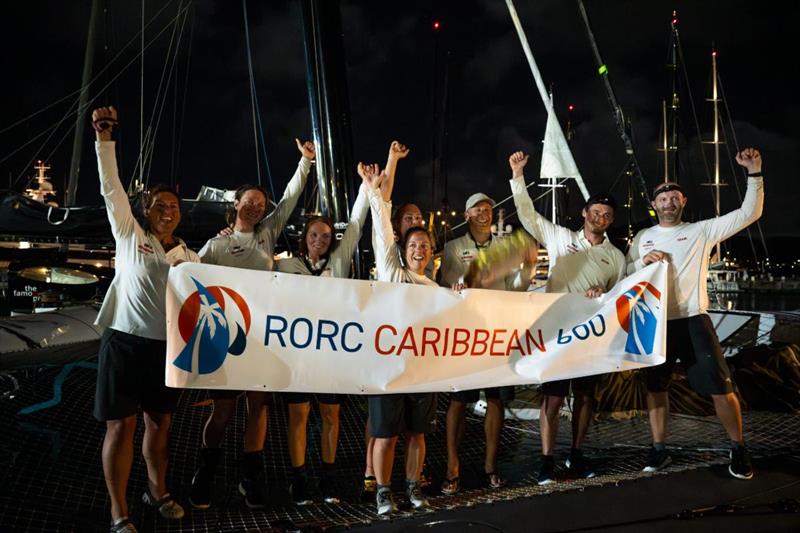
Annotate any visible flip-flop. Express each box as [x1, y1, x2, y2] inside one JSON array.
[[441, 476, 460, 495]]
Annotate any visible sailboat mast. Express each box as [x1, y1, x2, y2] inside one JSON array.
[[660, 100, 668, 182], [66, 0, 100, 207], [668, 12, 680, 182], [711, 49, 722, 260]]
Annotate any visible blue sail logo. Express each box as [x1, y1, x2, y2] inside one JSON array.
[[173, 278, 251, 374], [616, 281, 661, 356]]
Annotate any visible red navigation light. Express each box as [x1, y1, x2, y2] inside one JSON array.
[[433, 20, 441, 30], [568, 104, 575, 112], [712, 50, 717, 57]]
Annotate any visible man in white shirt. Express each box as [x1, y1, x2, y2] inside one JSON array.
[[626, 147, 764, 480], [439, 191, 535, 494], [509, 151, 626, 485]]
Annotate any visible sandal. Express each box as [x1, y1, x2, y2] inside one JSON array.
[[485, 472, 506, 489], [110, 518, 138, 533], [441, 476, 460, 495], [142, 491, 185, 519]]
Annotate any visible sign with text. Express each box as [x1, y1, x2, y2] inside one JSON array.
[[166, 262, 667, 393]]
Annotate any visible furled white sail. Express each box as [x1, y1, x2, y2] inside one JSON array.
[[505, 0, 590, 200]]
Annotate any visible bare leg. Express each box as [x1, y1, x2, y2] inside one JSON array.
[[287, 402, 311, 467], [142, 411, 172, 499], [244, 392, 269, 453], [571, 394, 594, 449], [445, 400, 466, 479], [540, 395, 564, 456], [712, 392, 744, 441], [102, 416, 137, 521], [202, 398, 235, 448], [373, 436, 398, 486], [646, 391, 669, 443], [319, 402, 340, 464], [405, 433, 426, 481], [484, 398, 504, 473]]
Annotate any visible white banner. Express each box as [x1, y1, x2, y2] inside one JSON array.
[[166, 262, 668, 394]]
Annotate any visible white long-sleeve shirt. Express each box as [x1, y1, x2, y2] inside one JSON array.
[[276, 184, 370, 278], [95, 141, 200, 340], [439, 232, 533, 291], [510, 175, 626, 294], [368, 187, 438, 287], [627, 176, 764, 319], [198, 157, 312, 271]]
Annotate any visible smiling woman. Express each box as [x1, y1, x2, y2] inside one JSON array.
[[90, 105, 200, 533]]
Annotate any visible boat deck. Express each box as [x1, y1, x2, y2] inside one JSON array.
[[1, 365, 799, 532]]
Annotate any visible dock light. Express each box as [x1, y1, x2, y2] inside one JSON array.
[[451, 211, 456, 216], [436, 210, 441, 216]]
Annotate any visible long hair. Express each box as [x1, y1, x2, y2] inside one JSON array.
[[225, 184, 270, 227], [298, 216, 336, 258]]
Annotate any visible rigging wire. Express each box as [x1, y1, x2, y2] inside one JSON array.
[[0, 0, 179, 139], [4, 1, 187, 188], [172, 3, 195, 188], [137, 0, 192, 188], [718, 74, 770, 260], [242, 0, 262, 186]]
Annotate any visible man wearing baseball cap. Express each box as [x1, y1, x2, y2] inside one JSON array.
[[439, 190, 536, 494], [627, 148, 764, 480], [509, 150, 626, 485]]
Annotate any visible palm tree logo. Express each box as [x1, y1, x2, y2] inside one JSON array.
[[174, 278, 251, 374]]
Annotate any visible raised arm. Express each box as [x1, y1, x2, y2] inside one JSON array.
[[701, 148, 764, 244], [329, 183, 370, 275], [379, 141, 410, 202], [93, 106, 136, 240], [508, 151, 562, 246], [261, 138, 315, 240], [361, 163, 406, 282]]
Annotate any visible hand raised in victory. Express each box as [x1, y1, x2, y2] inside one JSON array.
[[92, 106, 118, 141], [296, 138, 316, 161], [387, 141, 410, 161], [509, 151, 529, 178], [357, 162, 383, 190], [735, 147, 762, 175]]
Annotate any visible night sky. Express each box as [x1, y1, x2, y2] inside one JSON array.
[[2, 0, 797, 246]]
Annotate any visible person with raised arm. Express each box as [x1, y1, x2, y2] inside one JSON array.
[[626, 148, 764, 480], [509, 150, 626, 485], [92, 106, 200, 533], [275, 178, 370, 505], [439, 190, 536, 495], [188, 139, 315, 510], [362, 162, 438, 516]]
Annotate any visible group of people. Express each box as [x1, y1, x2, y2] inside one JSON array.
[[89, 106, 764, 532]]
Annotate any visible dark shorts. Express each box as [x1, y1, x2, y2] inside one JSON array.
[[645, 314, 733, 396], [542, 375, 599, 398], [368, 393, 437, 438], [94, 328, 182, 421], [208, 388, 274, 406], [451, 386, 516, 403], [284, 392, 340, 405]]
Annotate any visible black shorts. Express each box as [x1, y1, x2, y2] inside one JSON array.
[[644, 314, 733, 396], [368, 393, 437, 438], [94, 328, 182, 421], [541, 375, 599, 398], [208, 389, 275, 405], [451, 386, 515, 404], [284, 392, 340, 405]]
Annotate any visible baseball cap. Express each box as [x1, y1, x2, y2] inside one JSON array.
[[465, 192, 495, 211]]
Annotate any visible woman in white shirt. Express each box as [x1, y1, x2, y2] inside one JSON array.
[[275, 181, 368, 505], [91, 106, 200, 533], [189, 139, 315, 511], [361, 163, 438, 516]]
